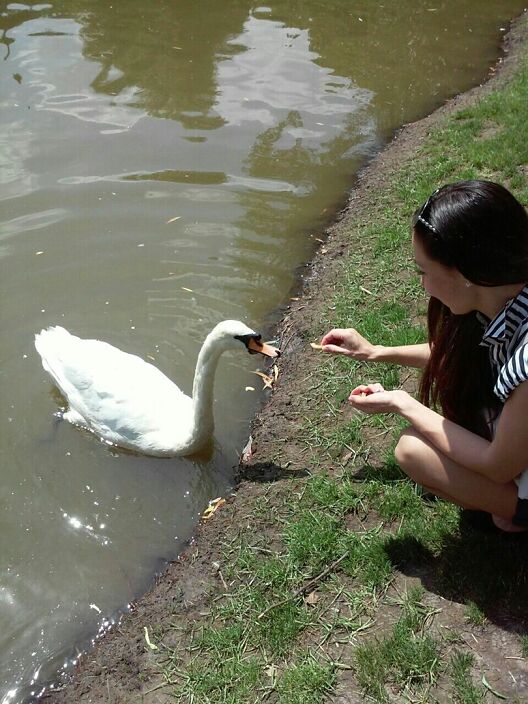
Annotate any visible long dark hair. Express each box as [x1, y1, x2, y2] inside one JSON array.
[[414, 180, 528, 437]]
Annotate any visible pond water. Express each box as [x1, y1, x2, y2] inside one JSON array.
[[0, 1, 525, 701]]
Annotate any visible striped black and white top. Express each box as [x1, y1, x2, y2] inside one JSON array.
[[480, 284, 528, 403]]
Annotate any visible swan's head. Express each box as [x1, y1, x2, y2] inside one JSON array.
[[210, 320, 280, 358]]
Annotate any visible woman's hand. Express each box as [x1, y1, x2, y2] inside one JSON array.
[[348, 384, 412, 415], [320, 328, 376, 360]]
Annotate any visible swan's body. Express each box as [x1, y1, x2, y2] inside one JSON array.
[[34, 321, 278, 457]]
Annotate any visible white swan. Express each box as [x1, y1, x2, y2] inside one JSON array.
[[34, 321, 279, 457]]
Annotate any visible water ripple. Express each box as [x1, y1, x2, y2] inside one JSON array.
[[0, 209, 67, 241]]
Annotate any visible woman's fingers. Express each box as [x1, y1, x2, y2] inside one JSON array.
[[320, 328, 357, 348], [320, 338, 347, 351], [320, 330, 341, 346], [350, 383, 385, 397], [320, 328, 375, 361], [370, 383, 385, 393], [321, 343, 347, 355], [347, 385, 397, 415], [350, 385, 369, 396]]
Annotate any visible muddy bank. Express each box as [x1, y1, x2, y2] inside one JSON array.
[[43, 13, 528, 703]]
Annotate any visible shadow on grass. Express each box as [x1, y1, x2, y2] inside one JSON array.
[[384, 519, 528, 630], [236, 461, 310, 484], [355, 456, 528, 630]]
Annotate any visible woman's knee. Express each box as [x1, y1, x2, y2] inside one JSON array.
[[394, 427, 428, 472]]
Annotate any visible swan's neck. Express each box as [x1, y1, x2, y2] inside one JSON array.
[[189, 332, 224, 447]]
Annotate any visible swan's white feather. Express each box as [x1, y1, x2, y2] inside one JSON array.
[[35, 326, 194, 455]]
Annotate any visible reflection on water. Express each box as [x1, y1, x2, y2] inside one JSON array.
[[0, 0, 525, 700]]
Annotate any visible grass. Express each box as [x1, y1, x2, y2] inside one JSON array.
[[143, 20, 528, 704], [275, 653, 336, 704], [464, 601, 486, 627], [355, 587, 441, 702], [450, 651, 484, 704], [521, 634, 528, 657]]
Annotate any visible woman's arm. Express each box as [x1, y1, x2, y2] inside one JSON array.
[[369, 343, 431, 368], [349, 382, 528, 484], [320, 328, 430, 369]]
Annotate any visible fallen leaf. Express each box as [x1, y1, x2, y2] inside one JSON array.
[[252, 371, 273, 389], [304, 591, 320, 606], [264, 664, 277, 679], [144, 627, 158, 650], [202, 497, 226, 520], [342, 450, 355, 465], [241, 436, 253, 463]]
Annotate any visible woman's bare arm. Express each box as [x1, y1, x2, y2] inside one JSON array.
[[368, 343, 430, 368], [349, 382, 528, 484]]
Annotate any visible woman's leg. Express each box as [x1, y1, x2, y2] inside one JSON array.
[[394, 427, 519, 519]]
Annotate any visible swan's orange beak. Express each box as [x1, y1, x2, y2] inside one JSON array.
[[247, 337, 281, 358]]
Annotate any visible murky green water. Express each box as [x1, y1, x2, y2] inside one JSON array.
[[1, 1, 525, 700]]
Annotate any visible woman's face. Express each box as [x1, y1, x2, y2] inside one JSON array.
[[412, 232, 476, 314]]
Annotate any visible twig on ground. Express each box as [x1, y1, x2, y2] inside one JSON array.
[[257, 553, 348, 620]]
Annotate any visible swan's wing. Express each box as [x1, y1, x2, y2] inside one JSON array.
[[35, 328, 191, 441]]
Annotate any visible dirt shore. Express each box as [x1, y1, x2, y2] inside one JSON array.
[[43, 13, 528, 703]]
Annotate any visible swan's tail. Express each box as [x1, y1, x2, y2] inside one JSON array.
[[34, 326, 79, 398], [35, 326, 74, 364]]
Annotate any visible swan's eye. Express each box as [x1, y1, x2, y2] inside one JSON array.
[[234, 333, 262, 354]]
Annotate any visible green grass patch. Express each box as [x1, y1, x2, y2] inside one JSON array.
[[355, 587, 440, 702], [464, 600, 486, 627], [275, 652, 335, 703], [450, 650, 484, 704], [520, 634, 528, 658], [176, 654, 263, 703]]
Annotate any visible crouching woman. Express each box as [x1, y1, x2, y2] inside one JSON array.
[[321, 180, 528, 532]]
